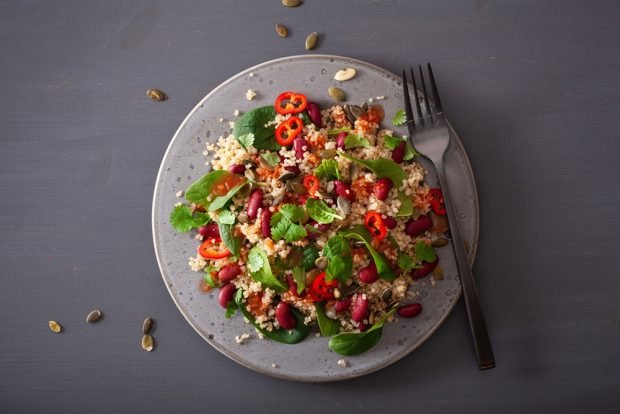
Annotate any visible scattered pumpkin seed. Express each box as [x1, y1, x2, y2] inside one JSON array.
[[86, 310, 103, 323], [278, 172, 297, 182], [259, 156, 275, 170], [350, 105, 364, 119], [319, 148, 337, 159], [432, 265, 444, 280], [288, 181, 307, 195], [315, 256, 328, 270], [334, 68, 357, 82], [141, 334, 155, 352], [275, 23, 289, 38], [48, 320, 62, 333], [337, 196, 351, 215], [432, 237, 449, 248], [325, 181, 335, 193], [142, 317, 154, 335], [328, 86, 346, 102], [282, 0, 301, 7], [271, 194, 284, 206], [381, 288, 393, 303], [237, 213, 249, 223], [315, 189, 332, 200], [146, 89, 167, 102], [305, 32, 318, 50], [305, 268, 321, 285]]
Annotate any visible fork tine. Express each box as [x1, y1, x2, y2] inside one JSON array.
[[427, 62, 443, 116], [401, 69, 415, 128], [410, 67, 424, 126], [418, 65, 433, 125]]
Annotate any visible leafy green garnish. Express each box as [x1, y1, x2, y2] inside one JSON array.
[[396, 251, 417, 270], [314, 159, 341, 181], [327, 127, 351, 136], [215, 211, 242, 258], [322, 236, 353, 282], [169, 204, 210, 232], [292, 266, 306, 295], [203, 270, 218, 288], [339, 225, 397, 281], [328, 308, 396, 355], [260, 152, 280, 168], [216, 210, 235, 225], [383, 135, 419, 160], [208, 180, 250, 212], [315, 302, 341, 337], [341, 154, 406, 188], [305, 198, 343, 224], [344, 133, 370, 149], [185, 170, 229, 208], [247, 246, 286, 291], [301, 245, 319, 271], [225, 301, 237, 318], [415, 241, 437, 263], [233, 106, 279, 150], [392, 109, 407, 126], [237, 133, 255, 151], [270, 204, 307, 243], [233, 289, 310, 344], [396, 191, 414, 217]]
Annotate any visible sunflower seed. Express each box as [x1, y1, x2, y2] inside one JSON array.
[[334, 68, 357, 82], [432, 265, 444, 280], [432, 237, 449, 247], [146, 89, 167, 102], [337, 196, 351, 215], [275, 23, 288, 38], [319, 148, 337, 159], [86, 310, 103, 323], [141, 334, 155, 352], [315, 189, 332, 200], [305, 32, 318, 50], [282, 0, 301, 7], [381, 288, 393, 302], [315, 256, 328, 270], [48, 320, 62, 333], [325, 181, 335, 193], [328, 86, 346, 102], [142, 317, 154, 335]]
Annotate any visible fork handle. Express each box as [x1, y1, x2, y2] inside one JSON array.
[[434, 158, 496, 370]]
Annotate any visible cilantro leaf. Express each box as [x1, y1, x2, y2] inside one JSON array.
[[292, 266, 306, 295], [278, 204, 305, 222], [170, 204, 210, 232], [344, 133, 370, 149], [392, 109, 407, 126], [247, 246, 286, 291], [237, 133, 255, 151], [305, 198, 343, 224], [322, 236, 352, 282], [396, 252, 417, 270], [216, 210, 236, 225], [415, 242, 437, 263], [383, 135, 419, 160], [260, 152, 280, 167], [314, 159, 341, 181], [270, 204, 307, 243]]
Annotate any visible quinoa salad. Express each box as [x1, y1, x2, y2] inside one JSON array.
[[169, 91, 450, 356]]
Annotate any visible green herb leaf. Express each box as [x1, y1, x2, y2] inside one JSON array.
[[216, 210, 236, 225], [225, 301, 237, 318], [237, 133, 255, 151], [314, 159, 341, 180], [203, 270, 217, 288], [270, 204, 307, 243], [327, 127, 351, 136], [415, 242, 437, 263], [339, 225, 397, 281], [392, 109, 407, 126], [233, 106, 279, 150], [260, 152, 280, 167], [301, 245, 319, 271], [341, 154, 406, 188], [185, 170, 230, 208], [322, 236, 353, 282], [247, 246, 286, 291], [396, 191, 414, 217], [278, 204, 305, 222], [315, 302, 341, 337], [344, 133, 370, 149], [208, 180, 249, 212], [234, 289, 311, 344], [169, 204, 211, 232], [328, 308, 396, 355], [219, 222, 242, 258], [383, 135, 419, 160], [396, 252, 417, 270], [292, 266, 306, 295], [305, 198, 343, 224]]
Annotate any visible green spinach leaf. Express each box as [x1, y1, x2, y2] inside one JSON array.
[[328, 308, 396, 356], [396, 251, 417, 270], [396, 191, 414, 217], [247, 246, 286, 291], [322, 236, 353, 282], [260, 152, 280, 167], [233, 106, 279, 150], [344, 133, 370, 149], [339, 225, 397, 281], [225, 301, 237, 318], [185, 170, 230, 208], [305, 198, 343, 224], [341, 154, 406, 188], [315, 302, 341, 337], [314, 159, 341, 181], [292, 266, 306, 295], [169, 204, 211, 232], [302, 245, 319, 271], [215, 212, 242, 258], [208, 180, 250, 212]]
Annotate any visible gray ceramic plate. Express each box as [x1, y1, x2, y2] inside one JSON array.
[[152, 55, 479, 382]]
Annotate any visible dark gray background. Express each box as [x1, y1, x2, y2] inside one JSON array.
[[1, 0, 618, 412]]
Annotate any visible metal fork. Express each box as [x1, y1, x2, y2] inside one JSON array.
[[402, 64, 495, 370]]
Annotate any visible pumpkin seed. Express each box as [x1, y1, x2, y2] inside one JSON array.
[[337, 196, 351, 215], [361, 102, 369, 112], [278, 172, 297, 182], [271, 194, 284, 206], [328, 86, 346, 102], [275, 23, 288, 38], [141, 334, 155, 352], [432, 237, 449, 248], [315, 189, 332, 199], [48, 320, 62, 333], [432, 265, 444, 280], [288, 181, 307, 195], [319, 148, 337, 159], [86, 310, 103, 323], [315, 256, 328, 270], [343, 105, 356, 124], [381, 288, 393, 302], [244, 169, 256, 181], [146, 89, 167, 102], [259, 156, 275, 170], [142, 317, 154, 335], [305, 32, 318, 50], [325, 181, 335, 193], [305, 268, 321, 285], [282, 0, 301, 7], [334, 68, 357, 82]]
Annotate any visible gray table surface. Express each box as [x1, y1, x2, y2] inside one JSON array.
[[1, 0, 619, 412]]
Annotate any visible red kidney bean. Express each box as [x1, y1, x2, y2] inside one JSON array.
[[405, 214, 432, 237], [307, 220, 330, 240], [392, 141, 406, 163], [358, 262, 378, 284], [351, 294, 370, 322], [198, 223, 220, 239], [228, 164, 246, 174], [218, 283, 236, 308], [383, 216, 398, 229], [334, 298, 351, 313], [218, 263, 242, 283], [335, 132, 347, 149], [358, 322, 368, 332], [373, 177, 393, 201], [284, 165, 300, 176], [306, 102, 322, 127], [275, 302, 297, 329], [397, 303, 423, 318], [286, 274, 300, 297], [411, 259, 438, 280], [333, 180, 354, 202], [293, 136, 308, 159], [260, 208, 272, 237], [247, 188, 263, 220]]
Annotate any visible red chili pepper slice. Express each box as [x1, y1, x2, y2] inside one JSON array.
[[274, 91, 308, 115], [365, 211, 387, 241], [309, 272, 338, 302], [429, 188, 446, 216], [275, 116, 303, 146], [303, 175, 320, 197], [198, 239, 231, 259]]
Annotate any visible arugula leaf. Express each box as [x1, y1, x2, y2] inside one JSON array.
[[225, 301, 237, 318], [314, 159, 341, 180], [247, 246, 286, 291], [392, 109, 407, 126], [234, 289, 311, 344], [327, 127, 351, 136], [169, 204, 210, 232], [339, 225, 397, 281], [344, 133, 370, 149], [233, 106, 279, 150], [328, 308, 396, 356], [260, 152, 280, 168], [292, 266, 306, 295], [315, 302, 341, 337], [185, 170, 230, 208], [208, 180, 249, 212], [383, 135, 419, 160], [301, 245, 319, 271], [415, 242, 437, 263], [237, 133, 255, 151], [322, 236, 353, 282], [341, 154, 406, 188], [305, 198, 343, 224], [397, 252, 417, 270], [270, 204, 307, 243], [396, 191, 414, 217]]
